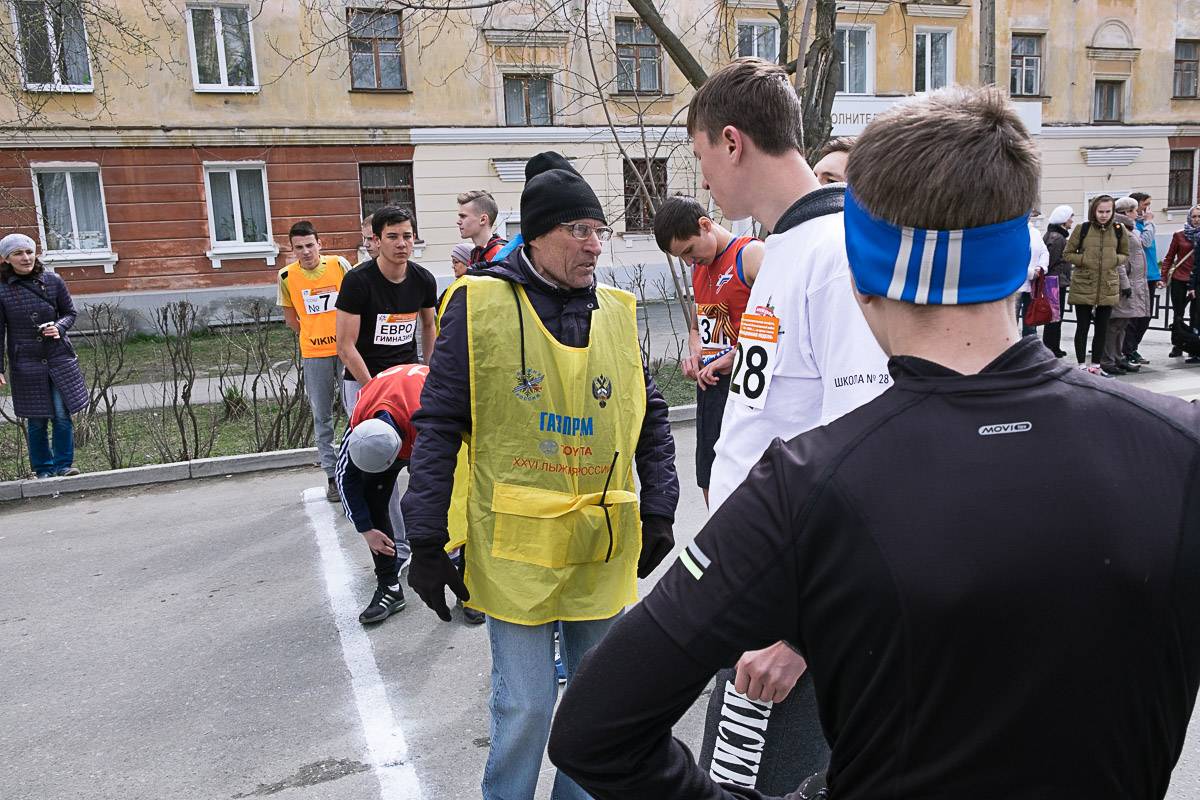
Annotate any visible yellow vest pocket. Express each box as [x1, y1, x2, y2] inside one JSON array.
[[489, 482, 635, 569]]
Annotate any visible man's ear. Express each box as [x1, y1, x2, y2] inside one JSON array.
[[697, 216, 713, 235], [722, 125, 744, 163]]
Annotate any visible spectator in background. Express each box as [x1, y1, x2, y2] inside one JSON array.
[[811, 137, 852, 185], [457, 190, 507, 265], [1066, 195, 1128, 376], [1124, 192, 1158, 365], [358, 213, 380, 266], [1042, 205, 1075, 357], [1017, 214, 1050, 336], [0, 234, 87, 479], [1167, 204, 1200, 355], [1104, 198, 1147, 375], [450, 243, 473, 279]]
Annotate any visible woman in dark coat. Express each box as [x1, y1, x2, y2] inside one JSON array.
[[0, 234, 88, 478]]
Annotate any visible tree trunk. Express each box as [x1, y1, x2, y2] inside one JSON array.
[[979, 0, 996, 85], [799, 0, 838, 157], [624, 0, 709, 89]]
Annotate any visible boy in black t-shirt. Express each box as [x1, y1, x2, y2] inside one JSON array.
[[335, 205, 437, 417]]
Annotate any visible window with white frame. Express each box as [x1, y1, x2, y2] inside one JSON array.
[[737, 22, 779, 63], [834, 26, 871, 94], [914, 29, 952, 93], [186, 4, 257, 91], [13, 0, 91, 90], [203, 164, 272, 248], [1093, 80, 1124, 123], [1010, 34, 1042, 96], [33, 166, 110, 253]]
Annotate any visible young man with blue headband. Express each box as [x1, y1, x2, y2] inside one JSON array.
[[549, 85, 1200, 800]]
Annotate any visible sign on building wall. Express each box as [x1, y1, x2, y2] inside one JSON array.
[[831, 95, 1044, 136]]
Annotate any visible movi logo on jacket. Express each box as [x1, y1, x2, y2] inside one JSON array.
[[978, 421, 1033, 436]]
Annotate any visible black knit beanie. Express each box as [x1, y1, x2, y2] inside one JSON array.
[[524, 151, 577, 180], [521, 166, 607, 244]]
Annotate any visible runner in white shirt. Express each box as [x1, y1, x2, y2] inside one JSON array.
[[686, 57, 888, 794]]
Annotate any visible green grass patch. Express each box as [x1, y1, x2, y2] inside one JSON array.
[[0, 401, 334, 482], [72, 325, 298, 387]]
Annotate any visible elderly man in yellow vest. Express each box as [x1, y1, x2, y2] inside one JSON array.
[[277, 220, 352, 502], [402, 152, 680, 799]]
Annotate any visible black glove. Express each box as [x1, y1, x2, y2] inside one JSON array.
[[407, 540, 469, 622], [638, 515, 675, 578], [1121, 288, 1132, 298]]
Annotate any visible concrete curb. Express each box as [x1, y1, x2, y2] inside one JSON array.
[[1, 447, 318, 502], [668, 403, 697, 424]]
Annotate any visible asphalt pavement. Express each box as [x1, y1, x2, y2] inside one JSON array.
[[0, 427, 711, 800]]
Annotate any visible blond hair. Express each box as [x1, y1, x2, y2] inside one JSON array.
[[846, 85, 1040, 230], [457, 189, 499, 226]]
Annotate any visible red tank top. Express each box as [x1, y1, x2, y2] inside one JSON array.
[[692, 236, 755, 359], [350, 363, 428, 460]]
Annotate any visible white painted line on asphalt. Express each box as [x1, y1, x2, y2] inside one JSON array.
[[302, 486, 424, 800]]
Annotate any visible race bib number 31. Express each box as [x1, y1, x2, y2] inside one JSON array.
[[374, 313, 417, 346], [729, 313, 780, 409], [302, 286, 338, 315]]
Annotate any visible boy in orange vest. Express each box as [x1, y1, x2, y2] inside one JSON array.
[[277, 220, 352, 501]]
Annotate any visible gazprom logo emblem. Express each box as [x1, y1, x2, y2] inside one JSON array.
[[978, 421, 1033, 436]]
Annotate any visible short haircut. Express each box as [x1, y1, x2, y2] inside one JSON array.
[[288, 220, 318, 241], [1114, 196, 1138, 214], [846, 85, 1040, 231], [686, 57, 802, 155], [1129, 191, 1150, 204], [1087, 195, 1115, 225], [361, 213, 374, 228], [652, 195, 710, 253], [457, 189, 499, 226], [815, 136, 854, 162], [371, 205, 414, 236]]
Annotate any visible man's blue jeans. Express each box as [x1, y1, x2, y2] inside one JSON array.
[[26, 383, 73, 476], [482, 614, 620, 800]]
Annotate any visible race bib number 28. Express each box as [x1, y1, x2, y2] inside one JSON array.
[[374, 313, 417, 346], [729, 313, 780, 409]]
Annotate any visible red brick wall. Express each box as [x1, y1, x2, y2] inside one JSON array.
[[0, 144, 414, 295]]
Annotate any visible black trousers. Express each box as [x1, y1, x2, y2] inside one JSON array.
[[1122, 284, 1156, 357], [1074, 303, 1112, 365], [1170, 279, 1196, 330], [1043, 282, 1069, 353], [364, 462, 404, 587]]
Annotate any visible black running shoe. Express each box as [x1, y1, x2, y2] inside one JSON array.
[[359, 585, 406, 624]]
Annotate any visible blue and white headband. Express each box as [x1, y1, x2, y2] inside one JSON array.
[[844, 189, 1031, 305]]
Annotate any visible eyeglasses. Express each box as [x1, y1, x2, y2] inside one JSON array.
[[559, 223, 613, 242]]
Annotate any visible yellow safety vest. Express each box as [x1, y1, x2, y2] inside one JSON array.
[[284, 255, 347, 358], [447, 275, 646, 625]]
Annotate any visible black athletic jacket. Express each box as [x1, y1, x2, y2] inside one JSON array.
[[549, 337, 1200, 800]]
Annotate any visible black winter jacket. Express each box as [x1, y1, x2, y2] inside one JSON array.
[[401, 246, 680, 547]]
